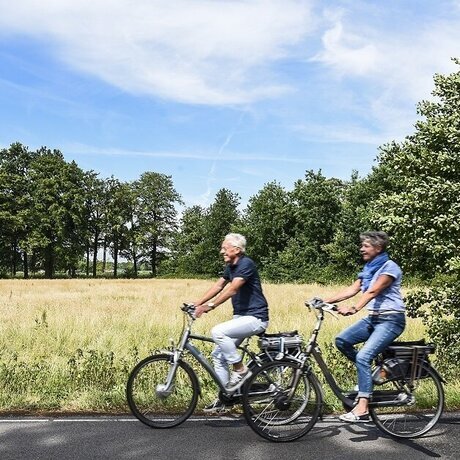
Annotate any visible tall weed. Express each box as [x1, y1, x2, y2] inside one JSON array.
[[0, 278, 453, 413]]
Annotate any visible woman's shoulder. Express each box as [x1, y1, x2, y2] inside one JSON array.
[[381, 259, 402, 276]]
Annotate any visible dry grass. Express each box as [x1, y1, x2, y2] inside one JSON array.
[[0, 278, 435, 413]]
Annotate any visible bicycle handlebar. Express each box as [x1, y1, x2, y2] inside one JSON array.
[[305, 297, 338, 314], [181, 303, 196, 318]]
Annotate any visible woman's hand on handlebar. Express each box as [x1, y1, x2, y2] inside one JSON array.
[[337, 305, 356, 316]]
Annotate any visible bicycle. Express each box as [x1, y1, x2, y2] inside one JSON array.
[[241, 298, 445, 442], [126, 303, 302, 428]]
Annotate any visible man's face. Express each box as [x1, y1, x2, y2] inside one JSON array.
[[220, 240, 241, 264]]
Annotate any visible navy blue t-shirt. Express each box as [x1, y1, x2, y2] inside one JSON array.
[[223, 255, 269, 322]]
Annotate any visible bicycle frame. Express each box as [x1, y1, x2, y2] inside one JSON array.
[[160, 307, 259, 398], [302, 302, 437, 409], [302, 304, 357, 408]]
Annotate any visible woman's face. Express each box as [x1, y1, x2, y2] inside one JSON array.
[[360, 240, 382, 262]]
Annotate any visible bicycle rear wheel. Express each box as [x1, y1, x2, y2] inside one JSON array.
[[127, 353, 199, 428], [370, 364, 444, 438], [242, 359, 322, 442]]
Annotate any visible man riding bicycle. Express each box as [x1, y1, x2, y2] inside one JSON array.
[[194, 233, 269, 412]]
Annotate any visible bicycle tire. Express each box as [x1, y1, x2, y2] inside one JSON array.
[[242, 359, 322, 442], [127, 353, 199, 428], [370, 364, 444, 438]]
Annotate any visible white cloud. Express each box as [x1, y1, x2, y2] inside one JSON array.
[[0, 0, 315, 105], [307, 3, 460, 143], [311, 9, 378, 76]]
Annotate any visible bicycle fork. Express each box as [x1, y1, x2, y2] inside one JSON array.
[[156, 330, 190, 398], [155, 350, 183, 398]]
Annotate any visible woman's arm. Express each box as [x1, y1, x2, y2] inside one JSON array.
[[336, 274, 394, 316], [352, 274, 394, 312], [324, 279, 362, 304]]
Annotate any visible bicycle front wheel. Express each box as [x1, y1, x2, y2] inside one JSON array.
[[127, 353, 199, 428], [242, 360, 322, 442], [370, 364, 444, 438]]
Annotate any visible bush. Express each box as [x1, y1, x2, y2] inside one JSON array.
[[405, 276, 460, 379]]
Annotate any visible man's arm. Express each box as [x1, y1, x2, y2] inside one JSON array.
[[195, 277, 228, 306], [194, 277, 246, 318]]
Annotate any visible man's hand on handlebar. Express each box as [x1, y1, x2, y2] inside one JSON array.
[[193, 303, 215, 318]]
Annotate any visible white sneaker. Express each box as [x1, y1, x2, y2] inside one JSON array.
[[225, 366, 252, 392], [203, 399, 229, 414], [339, 411, 370, 423]]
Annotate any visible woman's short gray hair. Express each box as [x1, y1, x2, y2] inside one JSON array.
[[360, 231, 389, 251], [224, 233, 247, 253]]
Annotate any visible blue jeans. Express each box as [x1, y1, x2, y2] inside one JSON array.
[[211, 315, 268, 385], [335, 314, 405, 399]]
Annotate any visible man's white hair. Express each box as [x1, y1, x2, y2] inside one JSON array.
[[224, 233, 246, 253]]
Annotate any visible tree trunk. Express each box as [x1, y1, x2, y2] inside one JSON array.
[[102, 236, 107, 273], [86, 243, 90, 277], [31, 251, 37, 275], [23, 251, 29, 279], [92, 231, 99, 278], [151, 248, 157, 277], [113, 239, 119, 278], [133, 253, 138, 278], [10, 241, 17, 276], [44, 245, 54, 279]]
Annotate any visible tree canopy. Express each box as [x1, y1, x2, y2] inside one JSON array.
[[1, 59, 460, 284]]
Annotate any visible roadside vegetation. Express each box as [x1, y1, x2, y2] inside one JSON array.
[[1, 278, 458, 414]]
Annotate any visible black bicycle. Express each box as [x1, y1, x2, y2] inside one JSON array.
[[242, 299, 445, 442], [126, 303, 302, 428]]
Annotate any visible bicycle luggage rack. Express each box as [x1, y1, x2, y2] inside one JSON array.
[[383, 341, 435, 382], [258, 331, 303, 358]]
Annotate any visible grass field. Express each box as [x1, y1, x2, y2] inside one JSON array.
[[0, 278, 456, 414]]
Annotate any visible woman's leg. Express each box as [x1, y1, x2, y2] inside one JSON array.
[[355, 314, 406, 400], [335, 317, 373, 362], [340, 314, 405, 419]]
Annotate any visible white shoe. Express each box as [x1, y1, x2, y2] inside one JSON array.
[[225, 366, 252, 392], [203, 399, 229, 414], [339, 411, 370, 423]]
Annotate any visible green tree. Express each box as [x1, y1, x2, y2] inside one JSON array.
[[271, 170, 343, 281], [105, 178, 133, 278], [119, 183, 142, 277], [83, 173, 109, 277], [370, 58, 460, 276], [241, 181, 294, 269], [201, 188, 241, 276], [0, 143, 36, 277], [56, 160, 88, 277], [169, 205, 207, 275], [26, 148, 87, 278], [323, 170, 386, 278], [368, 58, 460, 375], [134, 172, 183, 276]]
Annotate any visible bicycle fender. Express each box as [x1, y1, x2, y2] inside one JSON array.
[[426, 364, 447, 384]]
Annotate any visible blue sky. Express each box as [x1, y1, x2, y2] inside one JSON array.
[[1, 0, 460, 209]]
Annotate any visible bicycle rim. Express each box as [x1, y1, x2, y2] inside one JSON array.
[[370, 365, 444, 438], [242, 360, 321, 442], [126, 354, 199, 428]]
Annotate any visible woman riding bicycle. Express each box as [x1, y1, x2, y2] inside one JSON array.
[[194, 233, 269, 412], [325, 231, 405, 423]]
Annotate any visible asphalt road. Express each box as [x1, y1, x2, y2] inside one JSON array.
[[1, 413, 459, 460]]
